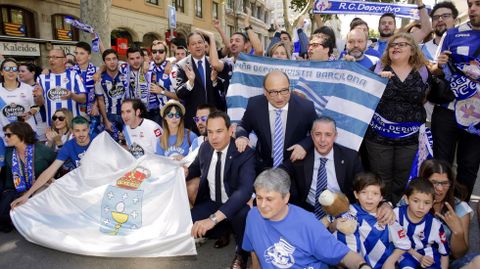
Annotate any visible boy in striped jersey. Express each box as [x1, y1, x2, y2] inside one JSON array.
[[395, 178, 449, 269], [36, 49, 86, 127], [336, 172, 410, 269]]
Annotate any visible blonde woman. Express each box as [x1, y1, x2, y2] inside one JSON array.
[[45, 108, 73, 152]]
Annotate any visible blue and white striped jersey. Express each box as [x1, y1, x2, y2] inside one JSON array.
[[37, 69, 86, 126], [336, 203, 410, 269], [95, 71, 127, 115]]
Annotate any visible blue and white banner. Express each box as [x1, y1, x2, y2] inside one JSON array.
[[313, 0, 427, 20], [64, 16, 100, 53], [408, 124, 434, 181], [11, 132, 196, 257], [227, 54, 387, 151]]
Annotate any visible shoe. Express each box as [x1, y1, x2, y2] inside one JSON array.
[[230, 254, 246, 269], [214, 232, 230, 248]]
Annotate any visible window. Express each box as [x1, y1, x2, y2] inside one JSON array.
[[146, 0, 159, 5], [0, 5, 35, 38], [51, 14, 79, 41], [212, 2, 219, 20], [226, 0, 234, 9], [227, 25, 234, 38], [195, 0, 202, 18], [172, 0, 184, 13]]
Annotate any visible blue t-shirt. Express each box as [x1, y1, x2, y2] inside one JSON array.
[[156, 129, 197, 157], [373, 40, 388, 57], [56, 138, 91, 168], [243, 204, 350, 269], [339, 51, 379, 69]]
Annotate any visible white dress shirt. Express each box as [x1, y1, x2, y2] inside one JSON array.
[[307, 148, 341, 206], [268, 102, 289, 157], [207, 144, 229, 203]]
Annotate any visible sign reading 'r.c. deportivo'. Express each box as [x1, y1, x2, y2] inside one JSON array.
[[0, 41, 40, 56]]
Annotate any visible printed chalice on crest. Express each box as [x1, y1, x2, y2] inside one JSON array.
[[111, 202, 129, 235]]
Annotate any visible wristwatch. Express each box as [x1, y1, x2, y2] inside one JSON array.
[[417, 4, 426, 9], [209, 214, 219, 225], [358, 262, 372, 269], [244, 25, 253, 31]]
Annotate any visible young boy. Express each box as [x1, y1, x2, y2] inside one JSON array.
[[336, 172, 410, 269], [395, 178, 449, 269]]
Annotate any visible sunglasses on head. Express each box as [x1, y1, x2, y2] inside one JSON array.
[[4, 132, 14, 138], [152, 49, 165, 54], [166, 112, 181, 119], [193, 116, 208, 123], [52, 115, 66, 121], [3, 66, 18, 72]]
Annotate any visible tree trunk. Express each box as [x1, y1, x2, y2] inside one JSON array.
[[80, 0, 111, 66], [282, 0, 291, 34]]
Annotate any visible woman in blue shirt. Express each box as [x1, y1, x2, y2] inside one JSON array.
[[157, 100, 197, 160]]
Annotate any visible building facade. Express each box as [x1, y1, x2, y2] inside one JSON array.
[[1, 0, 263, 65]]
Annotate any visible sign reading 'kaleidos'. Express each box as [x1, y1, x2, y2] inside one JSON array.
[[0, 41, 40, 56]]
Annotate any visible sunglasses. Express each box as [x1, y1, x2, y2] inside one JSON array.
[[52, 115, 66, 121], [3, 66, 18, 72], [193, 116, 208, 123], [4, 132, 14, 138], [152, 49, 165, 54], [166, 112, 181, 119]]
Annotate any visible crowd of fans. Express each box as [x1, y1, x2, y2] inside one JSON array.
[[0, 1, 479, 268]]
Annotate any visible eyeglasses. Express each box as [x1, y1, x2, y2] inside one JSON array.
[[4, 132, 14, 138], [431, 180, 451, 188], [388, 42, 411, 48], [3, 66, 18, 72], [308, 42, 324, 49], [432, 13, 453, 21], [46, 56, 66, 60], [152, 49, 166, 54], [265, 88, 290, 97], [193, 116, 208, 123], [52, 115, 66, 121], [166, 112, 181, 119]]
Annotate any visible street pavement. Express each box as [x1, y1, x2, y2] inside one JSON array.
[[1, 171, 479, 269]]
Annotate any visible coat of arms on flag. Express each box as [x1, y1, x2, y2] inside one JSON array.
[[100, 166, 150, 235]]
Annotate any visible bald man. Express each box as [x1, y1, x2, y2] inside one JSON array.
[[236, 71, 317, 174], [343, 29, 379, 69]]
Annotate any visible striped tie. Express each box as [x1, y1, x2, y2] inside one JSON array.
[[314, 158, 328, 220], [272, 109, 284, 167]]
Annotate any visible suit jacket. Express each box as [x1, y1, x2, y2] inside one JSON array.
[[236, 94, 317, 173], [282, 143, 363, 208], [187, 138, 256, 219], [175, 55, 225, 132]]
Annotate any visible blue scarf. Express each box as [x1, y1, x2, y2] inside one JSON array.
[[72, 62, 97, 114], [64, 17, 99, 53], [12, 144, 35, 193]]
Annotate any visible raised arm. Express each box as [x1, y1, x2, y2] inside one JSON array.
[[411, 0, 433, 43], [245, 7, 264, 56]]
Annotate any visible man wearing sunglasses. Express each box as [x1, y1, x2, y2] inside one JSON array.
[[235, 71, 317, 174], [189, 104, 217, 153], [120, 99, 162, 159], [36, 49, 87, 127], [147, 40, 178, 124]]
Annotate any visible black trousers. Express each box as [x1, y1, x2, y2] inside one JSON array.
[[431, 106, 480, 200], [191, 199, 249, 251], [365, 139, 418, 204], [0, 189, 19, 232]]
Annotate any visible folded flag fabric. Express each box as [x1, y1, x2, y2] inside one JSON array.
[[227, 54, 387, 151], [11, 132, 196, 257]]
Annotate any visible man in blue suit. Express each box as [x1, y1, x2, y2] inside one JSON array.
[[235, 70, 317, 174], [188, 111, 255, 269]]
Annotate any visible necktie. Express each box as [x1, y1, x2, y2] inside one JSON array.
[[272, 109, 284, 167], [314, 158, 328, 220], [197, 60, 206, 88], [215, 151, 222, 203]]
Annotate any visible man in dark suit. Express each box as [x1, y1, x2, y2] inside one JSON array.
[[188, 111, 255, 269], [282, 116, 363, 207], [174, 31, 225, 133], [235, 70, 317, 174], [282, 116, 395, 225]]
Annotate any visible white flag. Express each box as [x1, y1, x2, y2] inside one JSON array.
[[11, 132, 196, 257]]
